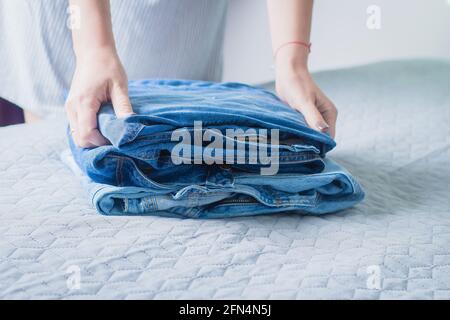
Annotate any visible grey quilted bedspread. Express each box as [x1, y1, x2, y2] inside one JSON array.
[[1, 60, 449, 299]]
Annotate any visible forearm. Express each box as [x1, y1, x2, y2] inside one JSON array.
[[66, 0, 133, 147], [69, 0, 116, 60], [267, 0, 313, 69], [267, 1, 337, 137]]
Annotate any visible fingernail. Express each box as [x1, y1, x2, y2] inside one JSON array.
[[316, 122, 330, 132]]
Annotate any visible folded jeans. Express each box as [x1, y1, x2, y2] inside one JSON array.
[[67, 79, 364, 218]]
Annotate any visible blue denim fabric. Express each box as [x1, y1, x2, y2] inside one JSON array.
[[68, 79, 364, 218]]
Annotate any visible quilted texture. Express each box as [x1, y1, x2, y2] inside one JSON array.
[[1, 59, 449, 299]]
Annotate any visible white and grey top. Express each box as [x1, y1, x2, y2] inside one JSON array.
[[0, 0, 228, 117]]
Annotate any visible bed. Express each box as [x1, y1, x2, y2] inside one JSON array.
[[1, 59, 449, 299]]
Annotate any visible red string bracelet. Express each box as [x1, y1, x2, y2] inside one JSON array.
[[273, 41, 312, 60]]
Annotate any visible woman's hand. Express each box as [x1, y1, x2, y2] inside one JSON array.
[[275, 47, 338, 138], [65, 48, 133, 148], [67, 0, 133, 148], [267, 0, 338, 138]]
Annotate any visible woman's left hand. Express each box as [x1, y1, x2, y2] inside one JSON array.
[[274, 48, 338, 138]]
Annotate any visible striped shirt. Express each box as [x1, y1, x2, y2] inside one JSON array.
[[0, 0, 228, 117]]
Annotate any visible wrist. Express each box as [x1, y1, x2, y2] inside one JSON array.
[[274, 45, 310, 75], [74, 44, 119, 65]]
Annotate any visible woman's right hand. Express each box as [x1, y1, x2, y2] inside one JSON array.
[[65, 47, 134, 148]]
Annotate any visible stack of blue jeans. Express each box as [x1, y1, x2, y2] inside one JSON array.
[[68, 79, 364, 218]]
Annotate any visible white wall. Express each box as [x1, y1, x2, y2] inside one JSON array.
[[223, 0, 450, 84]]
